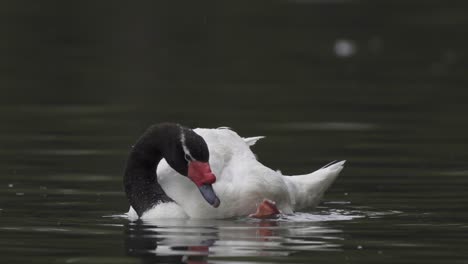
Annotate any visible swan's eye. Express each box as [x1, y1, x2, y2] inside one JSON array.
[[184, 153, 192, 162]]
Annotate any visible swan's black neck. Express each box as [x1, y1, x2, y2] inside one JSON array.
[[124, 124, 182, 217]]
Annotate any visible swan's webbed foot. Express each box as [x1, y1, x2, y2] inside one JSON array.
[[249, 199, 280, 219]]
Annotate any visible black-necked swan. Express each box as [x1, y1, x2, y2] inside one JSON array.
[[124, 123, 345, 220]]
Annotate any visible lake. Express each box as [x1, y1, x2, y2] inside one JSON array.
[[1, 1, 468, 263]]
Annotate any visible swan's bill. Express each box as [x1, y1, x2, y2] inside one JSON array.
[[187, 161, 220, 208], [198, 184, 220, 208], [187, 161, 216, 186]]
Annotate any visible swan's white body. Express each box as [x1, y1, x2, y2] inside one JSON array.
[[128, 128, 345, 220]]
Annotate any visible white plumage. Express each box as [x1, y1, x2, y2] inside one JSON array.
[[128, 127, 345, 220]]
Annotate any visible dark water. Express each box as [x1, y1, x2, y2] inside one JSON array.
[[1, 1, 468, 263]]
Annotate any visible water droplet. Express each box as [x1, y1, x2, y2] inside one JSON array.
[[334, 39, 356, 58], [344, 192, 348, 196], [357, 245, 363, 250], [8, 184, 13, 188]]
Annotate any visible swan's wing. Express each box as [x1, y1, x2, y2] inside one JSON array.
[[243, 136, 265, 146]]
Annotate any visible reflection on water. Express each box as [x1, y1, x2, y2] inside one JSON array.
[[122, 208, 402, 263], [124, 217, 339, 263]]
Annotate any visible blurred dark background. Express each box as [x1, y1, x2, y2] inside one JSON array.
[[2, 0, 466, 104], [1, 0, 468, 189], [1, 0, 467, 172]]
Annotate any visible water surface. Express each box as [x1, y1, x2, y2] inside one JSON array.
[[1, 1, 468, 263]]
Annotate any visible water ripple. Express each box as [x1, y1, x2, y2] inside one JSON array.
[[120, 207, 399, 260]]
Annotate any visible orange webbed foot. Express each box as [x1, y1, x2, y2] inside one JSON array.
[[249, 199, 280, 218]]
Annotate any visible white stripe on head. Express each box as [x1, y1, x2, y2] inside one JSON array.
[[180, 128, 194, 161]]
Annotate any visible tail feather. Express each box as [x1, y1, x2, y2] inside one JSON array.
[[284, 160, 345, 210], [323, 160, 346, 171]]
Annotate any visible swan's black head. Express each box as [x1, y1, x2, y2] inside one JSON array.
[[172, 125, 220, 208], [129, 123, 220, 208], [161, 126, 210, 175]]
